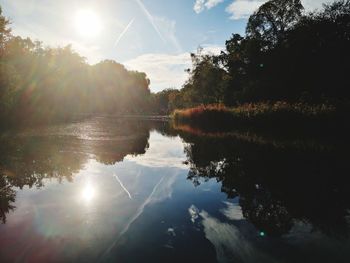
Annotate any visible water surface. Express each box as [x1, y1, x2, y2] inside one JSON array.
[[0, 117, 349, 262]]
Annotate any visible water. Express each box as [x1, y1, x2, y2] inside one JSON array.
[[0, 117, 349, 263]]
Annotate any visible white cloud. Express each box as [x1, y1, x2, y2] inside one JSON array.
[[225, 0, 333, 20], [226, 0, 266, 20], [194, 0, 225, 14], [124, 52, 191, 92], [124, 45, 223, 91], [194, 0, 206, 13], [206, 0, 225, 9]]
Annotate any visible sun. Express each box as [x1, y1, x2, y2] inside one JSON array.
[[74, 10, 102, 37]]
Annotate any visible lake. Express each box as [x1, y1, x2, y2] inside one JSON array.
[[0, 117, 349, 263]]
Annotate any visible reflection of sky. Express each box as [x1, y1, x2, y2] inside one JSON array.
[[125, 131, 188, 169], [2, 130, 350, 262], [0, 131, 190, 262]]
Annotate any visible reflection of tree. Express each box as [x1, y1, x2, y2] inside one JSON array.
[[179, 129, 350, 237], [0, 136, 85, 189], [0, 174, 16, 224], [0, 118, 155, 223], [90, 119, 151, 165]]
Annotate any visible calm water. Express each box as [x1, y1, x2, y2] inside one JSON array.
[[0, 117, 350, 263]]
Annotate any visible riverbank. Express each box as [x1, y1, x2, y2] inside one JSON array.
[[172, 102, 350, 136]]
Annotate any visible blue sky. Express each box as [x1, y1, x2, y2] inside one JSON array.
[[0, 0, 329, 92]]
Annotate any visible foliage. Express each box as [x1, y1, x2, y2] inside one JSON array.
[[166, 0, 350, 109], [0, 8, 152, 127], [173, 102, 344, 133]]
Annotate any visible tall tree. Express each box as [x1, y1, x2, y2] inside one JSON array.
[[246, 0, 303, 47]]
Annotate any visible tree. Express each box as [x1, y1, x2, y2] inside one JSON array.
[[0, 7, 11, 54], [182, 49, 227, 105], [246, 0, 303, 48]]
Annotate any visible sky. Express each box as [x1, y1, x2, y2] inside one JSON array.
[[0, 0, 330, 92]]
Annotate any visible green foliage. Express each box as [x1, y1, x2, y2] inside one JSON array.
[[246, 0, 303, 47], [168, 0, 350, 110]]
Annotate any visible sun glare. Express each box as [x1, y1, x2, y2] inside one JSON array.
[[81, 183, 96, 203], [74, 10, 102, 37]]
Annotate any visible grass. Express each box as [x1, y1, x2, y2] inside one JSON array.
[[172, 102, 347, 135]]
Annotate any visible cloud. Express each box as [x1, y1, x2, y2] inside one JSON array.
[[225, 0, 330, 20], [194, 0, 206, 13], [226, 0, 266, 20], [124, 53, 191, 92], [206, 0, 226, 9], [124, 45, 223, 91], [194, 0, 225, 14]]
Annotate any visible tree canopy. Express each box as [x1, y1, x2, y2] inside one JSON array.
[[162, 0, 350, 110], [0, 8, 152, 127]]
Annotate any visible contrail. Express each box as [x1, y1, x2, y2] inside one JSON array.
[[135, 0, 166, 43], [114, 174, 132, 199], [114, 18, 135, 47]]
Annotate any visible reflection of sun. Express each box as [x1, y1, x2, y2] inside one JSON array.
[[74, 10, 102, 37], [81, 183, 96, 202]]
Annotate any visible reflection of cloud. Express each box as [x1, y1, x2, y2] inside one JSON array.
[[188, 206, 274, 262], [200, 211, 252, 262], [199, 209, 274, 263], [221, 201, 243, 221], [189, 205, 200, 223], [125, 132, 187, 168]]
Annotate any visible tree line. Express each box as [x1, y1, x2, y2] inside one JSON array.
[[0, 6, 153, 127], [1, 0, 349, 121], [155, 0, 350, 114]]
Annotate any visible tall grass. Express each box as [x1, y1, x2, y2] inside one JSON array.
[[172, 102, 345, 135]]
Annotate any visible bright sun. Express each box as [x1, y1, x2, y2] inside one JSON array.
[[75, 10, 102, 37]]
